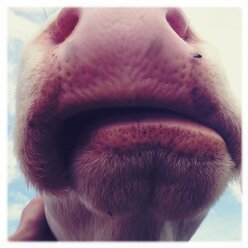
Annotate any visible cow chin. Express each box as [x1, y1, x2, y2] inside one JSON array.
[[70, 143, 233, 220]]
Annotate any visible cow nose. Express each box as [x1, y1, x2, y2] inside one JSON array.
[[165, 8, 189, 39], [51, 8, 190, 44], [53, 8, 81, 44], [45, 7, 196, 114]]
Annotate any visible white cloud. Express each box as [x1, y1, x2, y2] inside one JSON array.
[[8, 139, 20, 183], [8, 203, 25, 222], [8, 9, 40, 43], [8, 191, 30, 222], [12, 7, 59, 17], [192, 208, 241, 241], [12, 8, 48, 15], [184, 8, 241, 100], [229, 181, 242, 203], [8, 9, 40, 118], [10, 191, 30, 204], [8, 62, 17, 117]]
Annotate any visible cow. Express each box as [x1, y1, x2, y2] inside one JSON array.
[[13, 8, 241, 240]]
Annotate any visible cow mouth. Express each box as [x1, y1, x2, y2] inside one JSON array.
[[59, 106, 233, 218], [60, 106, 227, 163]]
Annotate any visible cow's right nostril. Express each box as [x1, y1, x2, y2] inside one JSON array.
[[165, 8, 189, 40], [53, 8, 80, 44]]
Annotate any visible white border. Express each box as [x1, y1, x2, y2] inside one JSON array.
[[242, 2, 248, 246], [1, 0, 247, 248], [0, 1, 8, 245], [3, 0, 246, 7]]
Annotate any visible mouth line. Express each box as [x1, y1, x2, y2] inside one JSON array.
[[62, 106, 193, 125], [61, 106, 209, 133], [60, 106, 225, 155]]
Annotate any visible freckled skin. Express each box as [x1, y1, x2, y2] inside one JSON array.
[[15, 8, 241, 240], [82, 115, 225, 155]]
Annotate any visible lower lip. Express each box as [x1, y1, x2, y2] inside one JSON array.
[[74, 112, 227, 158]]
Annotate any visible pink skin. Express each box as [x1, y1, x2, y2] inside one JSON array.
[[15, 8, 241, 240]]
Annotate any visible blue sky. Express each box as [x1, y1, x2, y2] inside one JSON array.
[[7, 7, 242, 240]]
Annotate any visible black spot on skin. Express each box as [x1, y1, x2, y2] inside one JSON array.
[[28, 121, 36, 128], [107, 211, 113, 217], [191, 88, 199, 97], [193, 53, 202, 59]]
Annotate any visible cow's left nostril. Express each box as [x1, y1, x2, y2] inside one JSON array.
[[165, 8, 189, 40], [52, 8, 80, 44]]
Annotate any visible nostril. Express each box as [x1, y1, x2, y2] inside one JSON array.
[[52, 8, 80, 44], [165, 8, 189, 40]]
